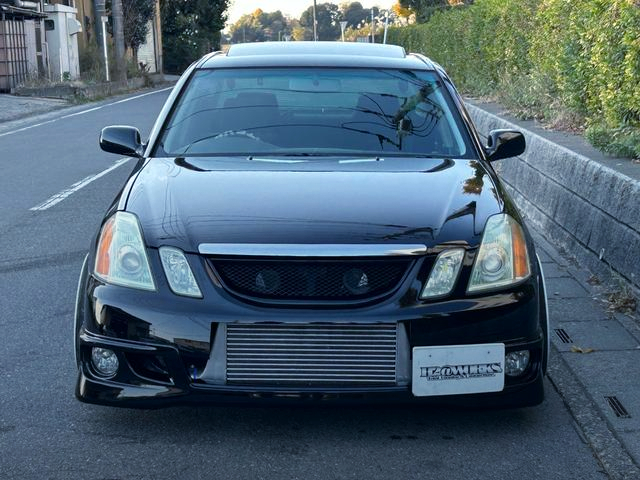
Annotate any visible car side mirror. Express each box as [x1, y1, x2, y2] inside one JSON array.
[[485, 129, 525, 161], [100, 126, 144, 158]]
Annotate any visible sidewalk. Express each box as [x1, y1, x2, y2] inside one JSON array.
[[0, 94, 69, 123], [534, 230, 640, 480]]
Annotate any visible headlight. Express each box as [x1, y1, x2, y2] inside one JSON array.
[[420, 248, 465, 299], [468, 214, 531, 293], [94, 212, 156, 291], [159, 246, 202, 298]]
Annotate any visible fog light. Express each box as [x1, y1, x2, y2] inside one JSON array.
[[505, 350, 530, 377], [91, 347, 119, 377]]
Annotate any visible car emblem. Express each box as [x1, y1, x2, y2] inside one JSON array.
[[255, 270, 281, 294], [343, 268, 371, 295]]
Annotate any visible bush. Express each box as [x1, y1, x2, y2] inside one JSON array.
[[79, 43, 106, 82], [586, 124, 640, 159], [387, 0, 640, 159]]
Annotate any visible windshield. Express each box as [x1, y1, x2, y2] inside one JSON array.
[[156, 68, 474, 158]]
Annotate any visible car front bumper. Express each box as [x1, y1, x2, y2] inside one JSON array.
[[75, 271, 546, 409], [76, 330, 544, 409]]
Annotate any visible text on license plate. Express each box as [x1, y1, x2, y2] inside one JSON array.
[[411, 344, 505, 397]]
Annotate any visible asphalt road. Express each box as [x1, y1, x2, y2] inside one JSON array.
[[0, 88, 608, 479]]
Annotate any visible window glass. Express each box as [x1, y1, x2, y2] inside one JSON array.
[[157, 68, 474, 158]]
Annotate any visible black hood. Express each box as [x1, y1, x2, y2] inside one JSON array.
[[124, 156, 503, 253]]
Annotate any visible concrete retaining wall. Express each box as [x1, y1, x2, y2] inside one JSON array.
[[467, 103, 640, 291], [12, 74, 166, 100]]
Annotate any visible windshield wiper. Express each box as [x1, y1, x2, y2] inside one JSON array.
[[178, 130, 265, 155], [247, 157, 308, 163]]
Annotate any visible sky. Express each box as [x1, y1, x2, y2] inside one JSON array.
[[226, 1, 396, 26]]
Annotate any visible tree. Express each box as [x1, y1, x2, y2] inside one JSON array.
[[161, 0, 230, 74], [341, 2, 368, 28], [293, 22, 313, 41], [399, 0, 448, 7], [399, 0, 468, 22], [123, 0, 156, 63], [392, 1, 412, 20], [228, 9, 288, 43], [299, 3, 340, 41]]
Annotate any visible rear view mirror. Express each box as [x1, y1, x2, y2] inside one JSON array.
[[100, 126, 144, 158], [485, 129, 525, 161]]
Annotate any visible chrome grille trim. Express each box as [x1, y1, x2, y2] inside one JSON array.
[[198, 243, 427, 257], [226, 323, 398, 386]]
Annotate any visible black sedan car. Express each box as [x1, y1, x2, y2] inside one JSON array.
[[75, 42, 549, 408]]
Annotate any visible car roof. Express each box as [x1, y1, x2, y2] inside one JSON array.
[[199, 42, 435, 70]]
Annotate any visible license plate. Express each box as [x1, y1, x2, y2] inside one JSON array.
[[412, 344, 505, 397]]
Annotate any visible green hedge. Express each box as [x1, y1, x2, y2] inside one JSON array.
[[388, 0, 640, 159]]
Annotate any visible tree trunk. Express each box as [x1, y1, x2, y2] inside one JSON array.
[[154, 0, 163, 74], [112, 0, 127, 81]]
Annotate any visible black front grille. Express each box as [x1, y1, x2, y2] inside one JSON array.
[[210, 259, 411, 302]]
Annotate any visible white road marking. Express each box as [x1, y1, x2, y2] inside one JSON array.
[[0, 86, 173, 139], [30, 158, 131, 211], [15, 86, 173, 211]]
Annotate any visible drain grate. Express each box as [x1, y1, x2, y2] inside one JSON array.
[[605, 396, 631, 418], [554, 328, 573, 344]]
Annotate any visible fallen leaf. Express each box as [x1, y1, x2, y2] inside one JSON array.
[[571, 345, 595, 354]]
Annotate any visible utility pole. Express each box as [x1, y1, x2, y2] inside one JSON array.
[[383, 11, 390, 44], [312, 0, 318, 41], [370, 9, 375, 43], [92, 0, 107, 79], [93, 0, 106, 49], [112, 0, 126, 81], [100, 16, 109, 81]]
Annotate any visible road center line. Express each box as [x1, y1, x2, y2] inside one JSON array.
[[30, 157, 131, 211], [0, 86, 173, 138]]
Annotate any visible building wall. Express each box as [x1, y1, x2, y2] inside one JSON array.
[[0, 2, 47, 91], [44, 3, 81, 80], [70, 0, 163, 75], [135, 0, 162, 73], [137, 20, 156, 72], [47, 1, 94, 50], [24, 19, 38, 75], [0, 20, 28, 90]]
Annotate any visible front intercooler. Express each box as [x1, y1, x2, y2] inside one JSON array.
[[200, 323, 410, 387]]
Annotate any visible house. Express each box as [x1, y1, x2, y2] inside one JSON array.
[[43, 1, 83, 81], [0, 0, 47, 91], [1, 0, 163, 90], [72, 0, 163, 75]]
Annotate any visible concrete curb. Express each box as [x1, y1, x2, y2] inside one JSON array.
[[466, 103, 640, 293]]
